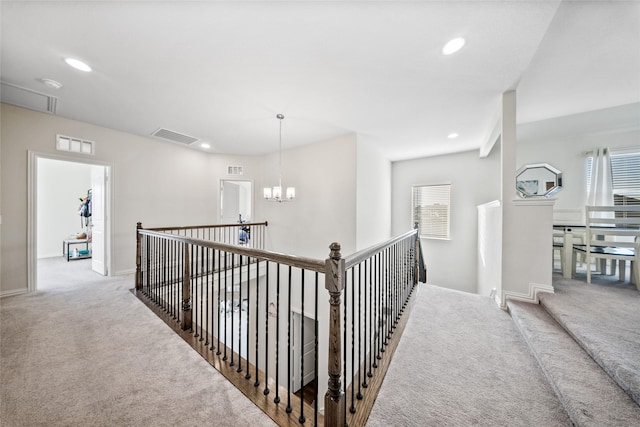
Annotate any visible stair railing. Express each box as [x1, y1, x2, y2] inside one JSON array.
[[135, 222, 425, 426]]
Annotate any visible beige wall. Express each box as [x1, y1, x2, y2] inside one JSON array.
[[0, 103, 261, 294], [1, 103, 374, 296]]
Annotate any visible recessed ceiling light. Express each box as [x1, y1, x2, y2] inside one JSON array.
[[41, 78, 62, 89], [64, 58, 92, 72], [447, 133, 459, 139], [442, 37, 466, 55], [200, 142, 211, 149]]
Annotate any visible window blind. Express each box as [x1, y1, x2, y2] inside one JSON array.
[[611, 149, 640, 198], [412, 184, 451, 239]]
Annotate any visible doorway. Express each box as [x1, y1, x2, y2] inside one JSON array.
[[220, 180, 252, 224], [292, 311, 317, 404], [28, 151, 112, 292]]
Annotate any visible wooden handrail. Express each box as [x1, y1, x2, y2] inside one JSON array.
[[343, 229, 417, 269], [147, 221, 268, 232], [138, 227, 325, 273]]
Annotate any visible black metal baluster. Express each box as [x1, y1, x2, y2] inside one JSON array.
[[299, 269, 305, 424], [357, 263, 363, 400], [343, 266, 348, 424], [176, 242, 181, 323], [162, 238, 166, 311], [223, 251, 229, 361], [254, 260, 261, 387], [216, 248, 222, 356], [391, 245, 397, 331], [199, 246, 205, 341], [350, 267, 356, 414], [153, 237, 158, 304], [245, 256, 251, 379], [274, 263, 281, 404], [191, 243, 196, 334], [376, 252, 382, 363], [230, 253, 235, 366], [237, 254, 243, 373], [209, 248, 220, 351], [173, 240, 178, 320], [365, 257, 372, 384], [205, 247, 210, 346], [263, 261, 269, 393], [314, 272, 319, 427], [286, 265, 292, 414]]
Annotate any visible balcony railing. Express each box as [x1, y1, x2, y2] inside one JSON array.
[[135, 221, 425, 426]]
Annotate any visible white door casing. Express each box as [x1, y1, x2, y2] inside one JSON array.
[[91, 165, 107, 275]]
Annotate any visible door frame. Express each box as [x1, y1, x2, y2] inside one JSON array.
[[27, 150, 114, 292], [220, 179, 254, 223], [291, 308, 317, 393]]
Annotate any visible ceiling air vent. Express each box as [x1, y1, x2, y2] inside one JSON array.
[[227, 166, 244, 176], [1, 81, 57, 114], [151, 128, 199, 145]]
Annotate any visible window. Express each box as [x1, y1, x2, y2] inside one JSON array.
[[611, 149, 640, 217], [412, 184, 451, 239], [56, 134, 94, 155]]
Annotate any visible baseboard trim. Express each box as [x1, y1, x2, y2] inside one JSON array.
[[0, 288, 28, 299], [113, 268, 136, 276], [500, 282, 555, 309]]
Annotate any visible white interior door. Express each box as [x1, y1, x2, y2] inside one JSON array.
[[220, 180, 252, 224], [91, 165, 107, 275], [292, 313, 316, 392]]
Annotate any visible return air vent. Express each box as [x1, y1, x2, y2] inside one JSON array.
[[227, 165, 244, 175], [1, 81, 58, 114], [151, 128, 199, 145]]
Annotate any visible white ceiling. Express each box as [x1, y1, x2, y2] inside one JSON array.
[[1, 1, 639, 161]]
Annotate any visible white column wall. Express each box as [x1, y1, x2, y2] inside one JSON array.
[[356, 139, 391, 250]]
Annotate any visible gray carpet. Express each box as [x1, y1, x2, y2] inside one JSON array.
[[367, 284, 570, 427], [0, 257, 276, 427], [539, 273, 640, 407], [509, 300, 640, 426]]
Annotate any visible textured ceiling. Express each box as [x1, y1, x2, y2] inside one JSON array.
[[1, 1, 639, 161]]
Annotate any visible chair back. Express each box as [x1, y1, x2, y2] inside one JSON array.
[[584, 205, 640, 252]]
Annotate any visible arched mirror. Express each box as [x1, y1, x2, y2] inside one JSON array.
[[516, 163, 563, 198]]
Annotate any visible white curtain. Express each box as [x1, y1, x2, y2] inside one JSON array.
[[587, 147, 613, 207]]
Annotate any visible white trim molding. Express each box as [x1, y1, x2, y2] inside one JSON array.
[[500, 282, 555, 310], [27, 150, 115, 293], [0, 288, 28, 299]]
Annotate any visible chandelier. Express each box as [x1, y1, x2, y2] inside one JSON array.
[[263, 114, 296, 202]]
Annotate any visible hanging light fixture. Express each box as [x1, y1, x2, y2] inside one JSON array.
[[264, 114, 296, 202]]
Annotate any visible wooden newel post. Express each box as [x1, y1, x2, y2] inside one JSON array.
[[135, 222, 143, 291], [181, 244, 192, 331], [325, 242, 346, 427]]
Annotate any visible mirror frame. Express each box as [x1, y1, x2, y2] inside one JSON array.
[[515, 162, 563, 198]]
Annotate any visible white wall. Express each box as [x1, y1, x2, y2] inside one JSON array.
[[356, 139, 391, 250], [37, 159, 92, 258], [258, 133, 358, 260], [392, 148, 501, 293]]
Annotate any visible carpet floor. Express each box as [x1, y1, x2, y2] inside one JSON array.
[[0, 257, 276, 427], [366, 284, 570, 426], [7, 258, 630, 426], [540, 273, 640, 407]]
